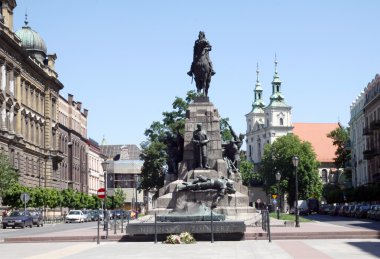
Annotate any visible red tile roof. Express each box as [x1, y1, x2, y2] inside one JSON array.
[[293, 123, 340, 163]]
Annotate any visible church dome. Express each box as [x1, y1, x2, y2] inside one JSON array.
[[15, 19, 47, 62]]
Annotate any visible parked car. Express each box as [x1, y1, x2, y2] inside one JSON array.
[[375, 207, 380, 221], [65, 210, 85, 223], [82, 210, 91, 222], [2, 211, 33, 229], [338, 205, 349, 216], [30, 211, 43, 227], [329, 205, 341, 216], [355, 205, 370, 218], [307, 198, 320, 214], [367, 205, 380, 220], [89, 210, 104, 221], [318, 204, 330, 215], [350, 205, 362, 217], [347, 205, 357, 217], [111, 210, 126, 219]]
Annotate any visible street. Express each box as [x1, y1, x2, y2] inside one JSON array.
[[305, 214, 380, 231], [0, 221, 99, 242]]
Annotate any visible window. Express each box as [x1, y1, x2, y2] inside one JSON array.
[[280, 118, 284, 125]]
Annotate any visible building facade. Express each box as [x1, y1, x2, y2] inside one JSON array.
[[349, 90, 368, 187], [0, 0, 64, 189], [87, 138, 103, 195], [100, 144, 143, 210], [57, 94, 88, 192], [351, 74, 380, 186]]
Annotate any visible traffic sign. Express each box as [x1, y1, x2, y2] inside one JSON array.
[[20, 192, 30, 203], [272, 199, 277, 205], [272, 194, 277, 199], [97, 188, 106, 199]]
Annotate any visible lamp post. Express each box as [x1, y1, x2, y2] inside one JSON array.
[[292, 156, 300, 227], [275, 171, 281, 220], [134, 174, 140, 213], [101, 160, 109, 237]]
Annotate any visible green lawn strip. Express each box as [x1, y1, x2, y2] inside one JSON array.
[[269, 212, 312, 222]]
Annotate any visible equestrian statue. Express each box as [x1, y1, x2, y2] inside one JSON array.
[[187, 31, 216, 96]]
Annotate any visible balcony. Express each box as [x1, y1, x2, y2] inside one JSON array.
[[363, 147, 380, 160], [363, 127, 372, 135], [370, 119, 380, 130]]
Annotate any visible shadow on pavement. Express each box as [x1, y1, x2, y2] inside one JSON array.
[[347, 241, 380, 257]]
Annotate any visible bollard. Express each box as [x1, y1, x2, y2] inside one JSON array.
[[121, 213, 124, 233], [267, 208, 271, 243], [154, 212, 157, 244], [97, 215, 100, 245], [114, 215, 117, 234], [211, 210, 214, 243]]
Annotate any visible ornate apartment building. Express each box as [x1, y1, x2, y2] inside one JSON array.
[[0, 0, 92, 194], [57, 94, 88, 192], [0, 0, 64, 189], [350, 74, 380, 186]]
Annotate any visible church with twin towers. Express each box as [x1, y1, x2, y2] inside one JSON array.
[[245, 59, 293, 169]]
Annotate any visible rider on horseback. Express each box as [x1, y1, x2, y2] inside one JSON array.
[[187, 31, 216, 77]]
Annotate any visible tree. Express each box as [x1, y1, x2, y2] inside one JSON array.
[[239, 155, 255, 186], [327, 125, 350, 169], [259, 134, 323, 207], [113, 188, 126, 209], [140, 91, 196, 190], [0, 153, 19, 200], [2, 182, 29, 209]]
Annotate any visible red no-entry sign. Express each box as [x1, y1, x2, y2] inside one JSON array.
[[97, 188, 106, 199]]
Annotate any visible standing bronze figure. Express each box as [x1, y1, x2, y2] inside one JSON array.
[[187, 31, 215, 96], [192, 123, 210, 169]]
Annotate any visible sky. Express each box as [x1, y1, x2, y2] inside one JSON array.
[[12, 1, 380, 148]]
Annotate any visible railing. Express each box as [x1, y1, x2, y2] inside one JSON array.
[[43, 216, 65, 224], [261, 208, 271, 242]]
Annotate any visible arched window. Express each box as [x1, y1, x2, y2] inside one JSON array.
[[322, 169, 328, 183], [280, 118, 284, 125]]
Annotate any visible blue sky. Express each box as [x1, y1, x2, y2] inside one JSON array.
[[13, 1, 380, 147]]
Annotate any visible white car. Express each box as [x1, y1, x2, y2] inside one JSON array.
[[65, 210, 85, 223]]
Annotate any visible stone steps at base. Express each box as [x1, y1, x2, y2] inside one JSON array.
[[244, 231, 380, 240]]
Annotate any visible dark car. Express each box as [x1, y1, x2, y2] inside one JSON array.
[[2, 211, 33, 229], [111, 210, 125, 219], [367, 205, 380, 220], [30, 211, 43, 227], [89, 210, 104, 221], [355, 205, 370, 218], [329, 205, 341, 216], [307, 199, 320, 214]]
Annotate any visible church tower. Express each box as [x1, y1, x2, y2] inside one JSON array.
[[245, 57, 293, 168], [245, 64, 266, 164]]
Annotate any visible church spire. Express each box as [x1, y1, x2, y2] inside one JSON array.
[[251, 63, 265, 112], [269, 54, 285, 104]]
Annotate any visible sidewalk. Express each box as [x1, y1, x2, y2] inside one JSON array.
[[3, 216, 380, 243]]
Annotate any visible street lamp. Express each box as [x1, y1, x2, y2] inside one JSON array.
[[101, 160, 109, 237], [292, 156, 300, 228], [275, 171, 281, 220]]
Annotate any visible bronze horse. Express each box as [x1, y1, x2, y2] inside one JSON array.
[[192, 41, 212, 96], [188, 32, 215, 96]]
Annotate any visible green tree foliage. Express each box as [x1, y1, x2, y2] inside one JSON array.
[[260, 134, 323, 207], [327, 125, 350, 169], [2, 182, 28, 209], [220, 118, 233, 142], [0, 153, 19, 200], [140, 91, 195, 190], [61, 188, 80, 209], [239, 155, 255, 186], [112, 188, 126, 209]]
